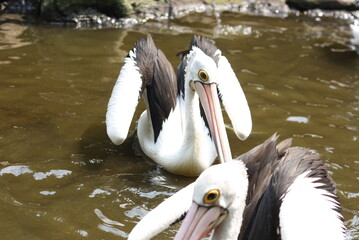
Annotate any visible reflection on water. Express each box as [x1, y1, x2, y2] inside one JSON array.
[[0, 12, 358, 239], [0, 15, 31, 51]]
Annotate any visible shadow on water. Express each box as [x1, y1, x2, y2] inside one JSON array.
[[76, 124, 154, 174], [320, 43, 359, 68]]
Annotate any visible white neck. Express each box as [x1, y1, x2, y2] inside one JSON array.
[[182, 77, 211, 148], [180, 47, 218, 159], [211, 198, 246, 240], [211, 162, 248, 240], [137, 92, 215, 176], [137, 50, 217, 176]]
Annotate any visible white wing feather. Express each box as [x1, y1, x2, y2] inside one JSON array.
[[217, 55, 252, 140], [106, 50, 143, 145]]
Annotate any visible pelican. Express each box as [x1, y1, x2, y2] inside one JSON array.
[[106, 35, 251, 176], [128, 134, 346, 240]]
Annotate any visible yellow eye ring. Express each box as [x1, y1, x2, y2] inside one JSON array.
[[204, 189, 220, 204], [198, 70, 209, 82]]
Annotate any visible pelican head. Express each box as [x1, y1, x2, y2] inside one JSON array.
[[175, 161, 248, 240], [184, 46, 232, 163]]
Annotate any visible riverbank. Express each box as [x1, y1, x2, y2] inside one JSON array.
[[0, 0, 359, 28]]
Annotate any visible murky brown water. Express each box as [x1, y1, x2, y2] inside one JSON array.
[[0, 12, 358, 239]]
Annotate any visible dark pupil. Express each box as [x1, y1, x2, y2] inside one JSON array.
[[207, 193, 217, 200], [200, 72, 207, 80]]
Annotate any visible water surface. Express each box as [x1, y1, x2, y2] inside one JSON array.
[[0, 12, 358, 239]]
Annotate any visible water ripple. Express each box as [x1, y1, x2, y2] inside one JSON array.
[[125, 206, 148, 219], [39, 190, 56, 196], [33, 169, 72, 180], [286, 116, 309, 123], [89, 188, 112, 198], [75, 230, 89, 237], [0, 165, 72, 180], [39, 92, 83, 105], [98, 223, 127, 238], [0, 165, 32, 176], [94, 208, 124, 226]]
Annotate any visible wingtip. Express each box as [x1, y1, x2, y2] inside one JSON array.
[[234, 122, 252, 141], [106, 114, 127, 145], [236, 132, 250, 141], [107, 129, 126, 145]]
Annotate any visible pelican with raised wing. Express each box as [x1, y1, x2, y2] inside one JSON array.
[[128, 134, 346, 239], [106, 35, 251, 176]]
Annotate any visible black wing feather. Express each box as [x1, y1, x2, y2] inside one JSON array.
[[238, 135, 342, 240], [134, 35, 177, 142], [236, 134, 287, 239]]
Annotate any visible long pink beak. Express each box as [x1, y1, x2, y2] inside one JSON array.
[[174, 202, 227, 240], [194, 82, 232, 163]]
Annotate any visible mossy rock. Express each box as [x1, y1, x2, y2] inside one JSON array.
[[40, 0, 128, 21]]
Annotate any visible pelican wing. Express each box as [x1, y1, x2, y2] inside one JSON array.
[[237, 134, 285, 239], [148, 48, 177, 142], [106, 48, 143, 145], [106, 35, 177, 145], [273, 147, 345, 240], [217, 54, 252, 140], [106, 35, 158, 145], [238, 136, 345, 240]]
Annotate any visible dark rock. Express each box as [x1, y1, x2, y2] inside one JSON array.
[[0, 0, 41, 14], [286, 0, 359, 11], [39, 0, 127, 22], [1, 0, 128, 24]]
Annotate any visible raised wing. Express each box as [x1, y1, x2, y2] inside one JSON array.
[[106, 35, 158, 145], [217, 54, 252, 140], [106, 47, 143, 145], [147, 48, 177, 142], [106, 35, 177, 145]]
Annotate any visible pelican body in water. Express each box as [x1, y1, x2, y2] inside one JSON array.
[[128, 134, 346, 240], [106, 35, 252, 176]]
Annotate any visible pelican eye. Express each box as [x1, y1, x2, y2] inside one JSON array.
[[198, 70, 209, 82], [204, 189, 220, 204]]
